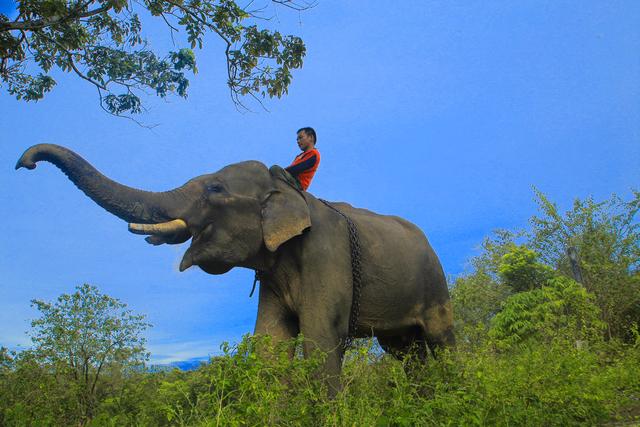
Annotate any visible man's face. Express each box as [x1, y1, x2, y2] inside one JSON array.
[[296, 131, 314, 152]]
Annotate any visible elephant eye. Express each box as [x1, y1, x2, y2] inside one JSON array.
[[206, 184, 223, 193]]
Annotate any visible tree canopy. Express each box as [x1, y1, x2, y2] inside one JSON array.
[[453, 189, 640, 344], [0, 0, 311, 117], [29, 283, 150, 424]]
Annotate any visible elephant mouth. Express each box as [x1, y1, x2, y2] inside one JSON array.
[[178, 235, 232, 274], [129, 219, 230, 274]]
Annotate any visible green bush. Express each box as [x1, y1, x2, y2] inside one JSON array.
[[489, 276, 606, 349], [4, 334, 640, 426], [529, 190, 640, 341], [149, 335, 327, 426]]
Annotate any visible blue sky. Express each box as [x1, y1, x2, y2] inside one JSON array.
[[1, 1, 638, 363]]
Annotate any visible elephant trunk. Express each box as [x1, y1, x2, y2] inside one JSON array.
[[16, 144, 187, 224]]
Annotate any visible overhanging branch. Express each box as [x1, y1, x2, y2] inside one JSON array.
[[0, 5, 111, 32]]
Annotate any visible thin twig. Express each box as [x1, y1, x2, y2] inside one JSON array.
[[160, 12, 179, 46], [97, 86, 159, 129], [271, 0, 317, 12]]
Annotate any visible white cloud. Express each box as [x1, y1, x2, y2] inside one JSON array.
[[148, 332, 246, 364]]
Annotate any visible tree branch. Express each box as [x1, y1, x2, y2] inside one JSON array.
[[163, 0, 232, 45], [160, 12, 179, 46], [68, 54, 107, 90], [38, 32, 108, 90], [1, 5, 111, 32], [97, 86, 159, 129]]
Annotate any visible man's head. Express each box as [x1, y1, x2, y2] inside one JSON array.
[[296, 127, 316, 152]]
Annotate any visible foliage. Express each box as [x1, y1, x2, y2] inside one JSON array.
[[451, 190, 640, 343], [89, 334, 328, 426], [0, 0, 310, 117], [0, 346, 12, 371], [470, 228, 522, 279], [1, 309, 640, 426], [91, 370, 168, 426], [528, 189, 640, 341], [1, 349, 82, 425], [6, 335, 636, 426], [489, 276, 606, 350], [450, 270, 511, 346], [497, 245, 555, 292], [434, 341, 638, 426], [1, 284, 151, 426]]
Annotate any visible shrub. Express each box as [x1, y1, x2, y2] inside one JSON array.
[[489, 276, 606, 349], [151, 335, 327, 426]]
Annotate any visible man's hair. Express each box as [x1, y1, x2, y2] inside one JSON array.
[[298, 127, 317, 144]]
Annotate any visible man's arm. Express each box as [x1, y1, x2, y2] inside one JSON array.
[[285, 154, 318, 176]]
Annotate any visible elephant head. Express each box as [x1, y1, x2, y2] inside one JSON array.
[[16, 144, 311, 274]]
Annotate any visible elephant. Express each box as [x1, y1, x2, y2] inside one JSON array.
[[16, 144, 454, 393]]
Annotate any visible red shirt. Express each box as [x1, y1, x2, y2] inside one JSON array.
[[286, 148, 320, 190]]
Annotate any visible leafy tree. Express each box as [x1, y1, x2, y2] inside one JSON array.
[[0, 0, 310, 117], [0, 347, 14, 426], [528, 189, 640, 340], [450, 232, 521, 345], [28, 283, 150, 425], [452, 245, 554, 346], [497, 245, 555, 292], [452, 190, 640, 342], [0, 349, 80, 425], [0, 346, 12, 372]]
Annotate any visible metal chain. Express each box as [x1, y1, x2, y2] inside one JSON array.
[[319, 199, 363, 350], [249, 270, 261, 298], [251, 199, 363, 350]]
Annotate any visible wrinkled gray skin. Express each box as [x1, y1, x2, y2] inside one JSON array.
[[16, 144, 454, 394]]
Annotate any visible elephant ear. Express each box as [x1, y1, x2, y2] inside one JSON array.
[[261, 166, 311, 252]]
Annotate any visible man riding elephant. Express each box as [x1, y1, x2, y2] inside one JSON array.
[[285, 127, 320, 191], [16, 143, 454, 395]]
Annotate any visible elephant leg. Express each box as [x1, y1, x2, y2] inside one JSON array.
[[299, 315, 345, 398], [254, 284, 299, 356], [378, 328, 431, 388]]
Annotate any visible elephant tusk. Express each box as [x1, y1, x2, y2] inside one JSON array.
[[128, 219, 188, 236]]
